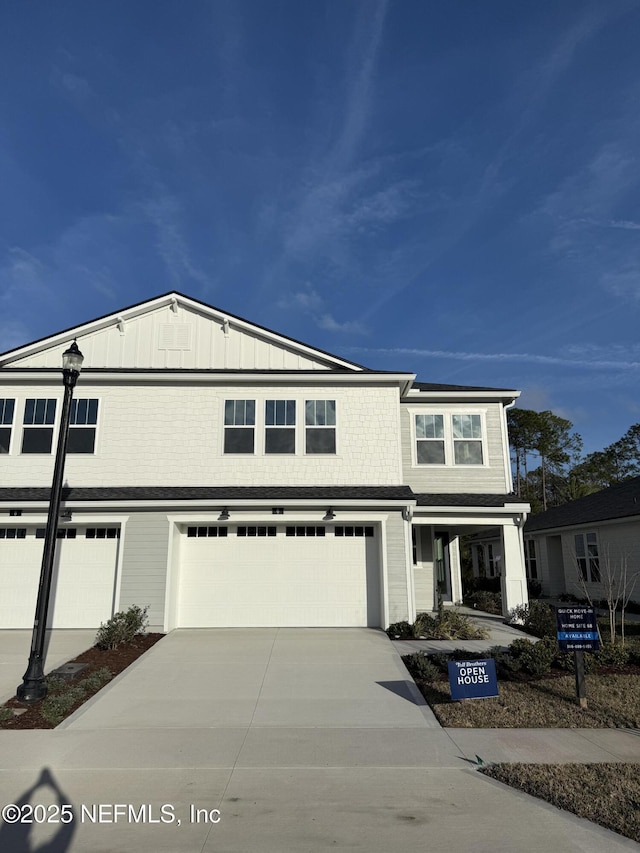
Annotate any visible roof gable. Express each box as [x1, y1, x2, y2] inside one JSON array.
[[0, 292, 366, 373]]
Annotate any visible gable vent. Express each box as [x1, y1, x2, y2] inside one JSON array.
[[158, 324, 192, 351]]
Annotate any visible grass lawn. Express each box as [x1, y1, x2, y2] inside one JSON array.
[[403, 613, 640, 843], [481, 763, 640, 844], [414, 671, 640, 728]]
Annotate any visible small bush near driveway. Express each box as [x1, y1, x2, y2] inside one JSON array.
[[95, 605, 149, 650]]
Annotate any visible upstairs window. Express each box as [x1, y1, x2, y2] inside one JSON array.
[[452, 414, 483, 464], [265, 400, 296, 454], [415, 414, 445, 464], [68, 399, 99, 453], [22, 398, 56, 454], [224, 400, 255, 454], [575, 532, 600, 583], [305, 400, 336, 454], [0, 398, 15, 453]]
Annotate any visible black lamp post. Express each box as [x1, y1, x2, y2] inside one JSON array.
[[17, 340, 84, 703]]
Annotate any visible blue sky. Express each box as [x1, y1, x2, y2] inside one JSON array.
[[2, 1, 640, 455]]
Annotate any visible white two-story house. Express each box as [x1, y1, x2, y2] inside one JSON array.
[[0, 292, 529, 632]]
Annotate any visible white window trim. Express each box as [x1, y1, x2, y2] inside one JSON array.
[[409, 407, 488, 468], [222, 398, 258, 455], [0, 397, 16, 455], [21, 397, 58, 456], [221, 397, 339, 457], [574, 531, 601, 584], [304, 398, 338, 456], [264, 399, 297, 455], [68, 397, 101, 456]]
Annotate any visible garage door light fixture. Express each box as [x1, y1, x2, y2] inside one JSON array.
[[218, 507, 230, 521], [323, 508, 335, 521]]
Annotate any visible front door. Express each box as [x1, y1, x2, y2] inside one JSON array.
[[434, 532, 451, 602]]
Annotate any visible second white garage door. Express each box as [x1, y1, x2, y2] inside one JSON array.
[[177, 523, 381, 627], [0, 525, 120, 629]]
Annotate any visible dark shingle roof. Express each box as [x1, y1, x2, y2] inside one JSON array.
[[412, 381, 516, 393], [525, 476, 640, 532], [414, 493, 525, 507], [0, 486, 415, 503]]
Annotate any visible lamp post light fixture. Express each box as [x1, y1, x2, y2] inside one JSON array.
[[17, 340, 84, 703]]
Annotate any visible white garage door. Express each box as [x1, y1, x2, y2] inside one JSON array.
[[178, 523, 380, 627], [0, 525, 120, 629]]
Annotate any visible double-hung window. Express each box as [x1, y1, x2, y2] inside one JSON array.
[[0, 398, 14, 453], [68, 399, 99, 453], [525, 540, 538, 579], [305, 400, 336, 454], [575, 532, 600, 583], [224, 400, 255, 454], [22, 398, 56, 454], [452, 414, 483, 464], [415, 414, 445, 464], [265, 400, 296, 454]]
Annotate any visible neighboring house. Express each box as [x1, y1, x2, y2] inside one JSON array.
[[0, 292, 530, 631], [524, 476, 640, 604]]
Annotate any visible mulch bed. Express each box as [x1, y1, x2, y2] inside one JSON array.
[[2, 633, 164, 729]]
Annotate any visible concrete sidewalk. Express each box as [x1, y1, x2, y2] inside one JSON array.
[[0, 628, 637, 852]]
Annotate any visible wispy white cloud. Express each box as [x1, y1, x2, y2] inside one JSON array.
[[348, 346, 640, 371], [51, 66, 95, 104], [278, 284, 367, 335], [609, 219, 640, 231], [141, 192, 211, 290]]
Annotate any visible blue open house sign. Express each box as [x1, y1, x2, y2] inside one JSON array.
[[448, 659, 498, 701]]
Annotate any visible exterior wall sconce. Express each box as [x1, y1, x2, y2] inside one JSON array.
[[323, 508, 335, 521], [219, 508, 230, 521]]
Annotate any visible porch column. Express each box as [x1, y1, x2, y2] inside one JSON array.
[[500, 521, 528, 616]]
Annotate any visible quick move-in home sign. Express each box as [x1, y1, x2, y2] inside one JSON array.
[[556, 606, 600, 652], [448, 659, 498, 701]]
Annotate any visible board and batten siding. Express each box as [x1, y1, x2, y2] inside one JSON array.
[[400, 402, 510, 493], [5, 303, 335, 371], [0, 383, 403, 487], [117, 512, 170, 631]]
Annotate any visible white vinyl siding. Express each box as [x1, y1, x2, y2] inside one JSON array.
[[402, 403, 509, 493]]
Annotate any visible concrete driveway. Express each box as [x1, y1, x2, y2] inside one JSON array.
[[0, 629, 634, 852]]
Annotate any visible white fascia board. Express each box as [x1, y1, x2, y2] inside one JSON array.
[[0, 370, 416, 387], [404, 389, 521, 403], [2, 499, 417, 512]]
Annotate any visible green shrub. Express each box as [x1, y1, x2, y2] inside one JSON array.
[[403, 653, 439, 682], [412, 609, 489, 640], [510, 600, 556, 639], [95, 605, 149, 650], [0, 706, 13, 723], [386, 621, 414, 639], [508, 637, 557, 677], [595, 643, 630, 668], [40, 686, 87, 726], [465, 591, 502, 615], [464, 576, 501, 595], [80, 667, 112, 692], [527, 578, 542, 598]]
